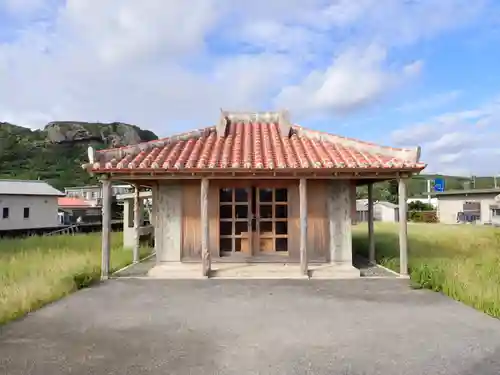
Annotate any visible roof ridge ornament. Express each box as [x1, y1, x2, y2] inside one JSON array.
[[217, 110, 292, 137], [87, 146, 95, 164]]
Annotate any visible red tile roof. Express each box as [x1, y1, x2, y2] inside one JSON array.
[[85, 112, 425, 174], [58, 197, 95, 208]]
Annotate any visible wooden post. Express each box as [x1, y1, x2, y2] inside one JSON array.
[[247, 187, 253, 256], [201, 178, 210, 277], [101, 176, 112, 280], [367, 182, 375, 264], [133, 184, 140, 264], [398, 178, 408, 276], [151, 183, 160, 264], [299, 178, 308, 276]]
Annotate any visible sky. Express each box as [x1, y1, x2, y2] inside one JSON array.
[[0, 0, 499, 176]]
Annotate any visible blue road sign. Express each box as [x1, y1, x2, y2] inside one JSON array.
[[434, 177, 445, 192]]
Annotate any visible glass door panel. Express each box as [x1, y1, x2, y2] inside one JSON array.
[[219, 188, 252, 256], [255, 187, 289, 253]]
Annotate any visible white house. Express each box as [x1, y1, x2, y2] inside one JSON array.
[[356, 199, 399, 223], [0, 180, 64, 231], [435, 188, 500, 225], [64, 184, 133, 205]]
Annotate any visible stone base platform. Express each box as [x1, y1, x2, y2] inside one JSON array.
[[309, 263, 361, 279], [146, 262, 361, 280]]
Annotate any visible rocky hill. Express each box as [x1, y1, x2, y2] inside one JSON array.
[[0, 121, 158, 189]]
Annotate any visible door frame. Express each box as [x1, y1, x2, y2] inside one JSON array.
[[217, 183, 290, 259]]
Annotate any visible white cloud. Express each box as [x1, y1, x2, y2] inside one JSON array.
[[426, 132, 478, 154], [391, 123, 440, 145], [396, 90, 462, 113], [437, 152, 463, 164], [1, 0, 46, 15], [0, 0, 493, 137], [391, 98, 500, 176], [274, 46, 422, 117]]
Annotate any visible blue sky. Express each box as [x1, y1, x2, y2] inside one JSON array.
[[0, 0, 499, 176]]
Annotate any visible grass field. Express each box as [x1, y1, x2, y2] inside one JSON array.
[[353, 222, 500, 318], [0, 232, 151, 325]]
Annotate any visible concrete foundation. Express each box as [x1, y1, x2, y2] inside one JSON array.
[[148, 263, 207, 279], [309, 263, 361, 279], [147, 262, 360, 280]]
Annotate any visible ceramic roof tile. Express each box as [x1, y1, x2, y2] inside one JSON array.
[[88, 122, 425, 172], [58, 197, 94, 207]]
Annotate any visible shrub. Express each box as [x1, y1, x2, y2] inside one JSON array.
[[353, 223, 500, 318], [409, 210, 438, 223]]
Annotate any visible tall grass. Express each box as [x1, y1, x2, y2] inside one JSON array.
[[0, 233, 150, 325], [353, 223, 500, 318]]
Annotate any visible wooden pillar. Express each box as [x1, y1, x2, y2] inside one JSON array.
[[151, 183, 160, 264], [299, 178, 308, 276], [201, 178, 210, 277], [367, 183, 375, 264], [101, 176, 112, 280], [398, 178, 408, 276], [133, 184, 140, 264]]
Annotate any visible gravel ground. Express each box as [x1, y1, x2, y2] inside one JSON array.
[[1, 279, 500, 375], [353, 255, 398, 277], [114, 257, 155, 277]]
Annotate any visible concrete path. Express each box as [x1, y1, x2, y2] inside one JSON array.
[[1, 279, 500, 375]]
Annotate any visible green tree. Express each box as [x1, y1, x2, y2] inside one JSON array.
[[387, 179, 399, 204]]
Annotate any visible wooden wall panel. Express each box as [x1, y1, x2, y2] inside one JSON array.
[[208, 183, 219, 260], [181, 181, 201, 259], [306, 180, 329, 261]]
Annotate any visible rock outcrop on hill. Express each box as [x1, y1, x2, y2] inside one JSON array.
[[0, 121, 158, 189]]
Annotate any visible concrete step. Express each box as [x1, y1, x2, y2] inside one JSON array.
[[210, 263, 309, 279], [147, 263, 207, 279], [309, 263, 361, 279]]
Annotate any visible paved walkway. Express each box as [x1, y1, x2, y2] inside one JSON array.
[[1, 279, 500, 374]]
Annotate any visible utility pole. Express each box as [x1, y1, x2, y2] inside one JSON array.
[[426, 179, 432, 205], [495, 175, 498, 189], [469, 175, 475, 189]]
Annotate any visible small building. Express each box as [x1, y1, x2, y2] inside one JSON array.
[[356, 200, 399, 223], [64, 184, 133, 205], [435, 188, 500, 225], [57, 197, 102, 225], [375, 201, 399, 222], [82, 110, 425, 278], [0, 179, 64, 232]]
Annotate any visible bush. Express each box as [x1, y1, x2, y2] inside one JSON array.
[[409, 210, 438, 223], [353, 223, 500, 318]]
